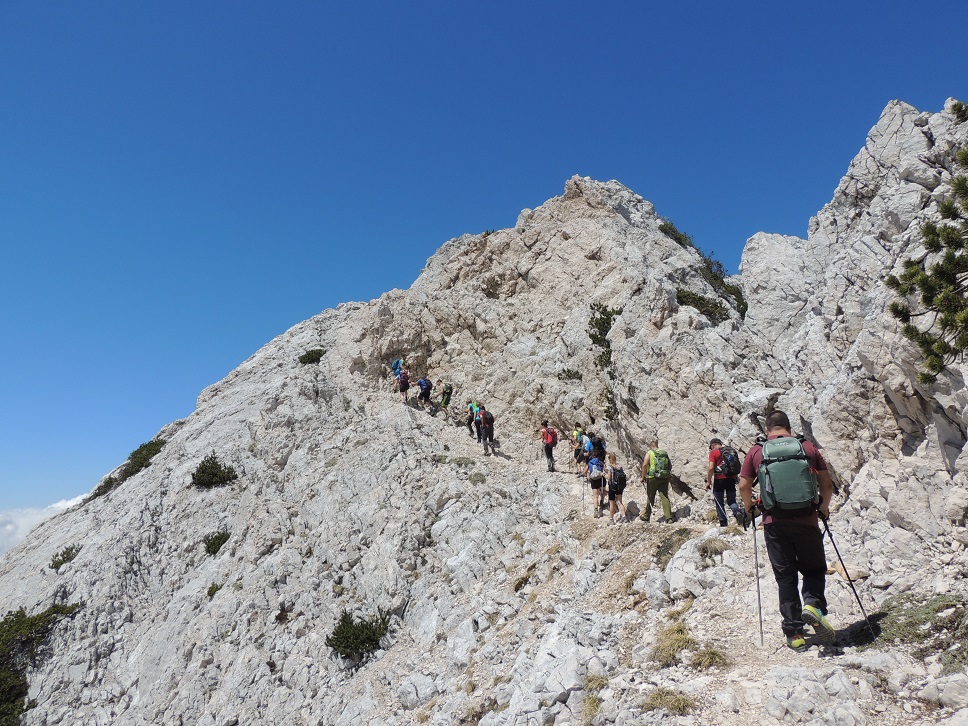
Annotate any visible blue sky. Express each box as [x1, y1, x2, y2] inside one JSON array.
[[1, 1, 966, 519]]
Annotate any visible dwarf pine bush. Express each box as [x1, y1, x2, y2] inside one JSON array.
[[87, 438, 167, 502], [0, 604, 81, 723], [325, 609, 390, 665], [49, 545, 81, 570], [191, 453, 238, 488], [203, 531, 230, 556], [298, 348, 325, 364]]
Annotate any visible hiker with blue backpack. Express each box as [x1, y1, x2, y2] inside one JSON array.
[[707, 438, 745, 527], [640, 444, 673, 523], [587, 451, 607, 517], [739, 410, 836, 652], [415, 375, 433, 408]]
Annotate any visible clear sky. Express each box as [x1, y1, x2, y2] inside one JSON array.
[[1, 1, 966, 522]]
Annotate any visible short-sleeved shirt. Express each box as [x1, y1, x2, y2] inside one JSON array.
[[709, 448, 733, 481], [741, 434, 827, 526]]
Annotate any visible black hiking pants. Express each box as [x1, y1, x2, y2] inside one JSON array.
[[543, 443, 555, 470], [763, 520, 828, 636]]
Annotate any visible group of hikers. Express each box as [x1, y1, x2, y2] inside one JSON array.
[[537, 422, 676, 526], [539, 412, 840, 653], [387, 358, 840, 653], [389, 358, 497, 455]]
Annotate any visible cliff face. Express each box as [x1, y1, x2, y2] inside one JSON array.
[[2, 99, 968, 726]]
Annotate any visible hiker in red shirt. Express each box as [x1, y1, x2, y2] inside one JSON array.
[[707, 438, 743, 527], [539, 421, 557, 472], [739, 410, 835, 652]]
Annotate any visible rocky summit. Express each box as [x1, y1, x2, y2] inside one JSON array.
[[2, 99, 968, 726]]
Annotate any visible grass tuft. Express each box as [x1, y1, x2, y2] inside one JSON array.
[[654, 527, 693, 569], [691, 646, 730, 670], [640, 687, 696, 715], [651, 621, 697, 668]]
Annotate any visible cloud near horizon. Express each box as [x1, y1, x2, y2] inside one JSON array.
[[0, 494, 88, 555]]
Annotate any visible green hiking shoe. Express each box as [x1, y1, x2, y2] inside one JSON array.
[[786, 632, 808, 652], [802, 605, 836, 643]]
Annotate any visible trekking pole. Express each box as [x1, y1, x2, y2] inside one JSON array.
[[819, 511, 876, 640], [749, 504, 765, 647], [710, 483, 730, 523]]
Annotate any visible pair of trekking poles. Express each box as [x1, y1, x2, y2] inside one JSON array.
[[744, 497, 875, 646]]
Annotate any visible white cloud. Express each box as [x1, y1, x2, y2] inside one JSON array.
[[0, 494, 88, 555]]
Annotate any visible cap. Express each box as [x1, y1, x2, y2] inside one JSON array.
[[709, 438, 723, 448]]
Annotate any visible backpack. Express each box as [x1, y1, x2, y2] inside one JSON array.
[[481, 410, 494, 426], [717, 446, 742, 477], [758, 437, 819, 515], [591, 437, 606, 455], [398, 370, 409, 386], [589, 459, 604, 479], [648, 450, 671, 479], [442, 383, 453, 395], [417, 378, 431, 391], [542, 427, 558, 446], [611, 467, 626, 488]]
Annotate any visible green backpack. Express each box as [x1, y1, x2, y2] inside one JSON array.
[[648, 450, 671, 479], [758, 437, 819, 515]]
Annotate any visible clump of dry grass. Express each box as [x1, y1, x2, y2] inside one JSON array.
[[691, 646, 730, 670], [651, 621, 697, 667], [640, 687, 696, 715], [697, 537, 730, 558]]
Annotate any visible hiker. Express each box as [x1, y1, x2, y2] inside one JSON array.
[[739, 410, 835, 652], [390, 358, 405, 388], [571, 423, 586, 476], [437, 380, 454, 419], [539, 420, 558, 471], [480, 405, 495, 455], [398, 367, 411, 403], [587, 451, 607, 516], [640, 444, 673, 523], [605, 452, 629, 524], [415, 376, 433, 408], [473, 401, 485, 443], [707, 438, 744, 527], [465, 399, 478, 439]]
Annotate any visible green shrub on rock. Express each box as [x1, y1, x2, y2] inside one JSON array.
[[87, 438, 167, 502], [203, 531, 230, 556], [49, 545, 81, 570], [298, 348, 326, 365], [0, 604, 81, 723], [676, 289, 728, 325], [325, 609, 390, 666], [191, 453, 238, 488]]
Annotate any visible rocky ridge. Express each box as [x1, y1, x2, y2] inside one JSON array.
[[2, 99, 968, 725]]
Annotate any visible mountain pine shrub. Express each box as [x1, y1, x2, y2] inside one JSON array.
[[325, 609, 391, 666], [87, 438, 167, 502], [0, 604, 81, 724], [298, 348, 326, 364], [49, 545, 81, 570], [203, 531, 230, 556], [191, 453, 238, 488], [676, 289, 728, 324], [886, 146, 968, 383], [660, 219, 746, 317]]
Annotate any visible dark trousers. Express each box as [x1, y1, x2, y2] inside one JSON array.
[[763, 521, 828, 636], [482, 426, 494, 453], [713, 477, 739, 525], [543, 443, 555, 469]]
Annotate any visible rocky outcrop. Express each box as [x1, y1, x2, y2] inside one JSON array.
[[2, 99, 968, 725]]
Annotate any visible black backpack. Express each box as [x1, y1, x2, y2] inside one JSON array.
[[611, 468, 626, 488], [717, 446, 742, 477], [442, 383, 453, 395], [482, 411, 494, 426]]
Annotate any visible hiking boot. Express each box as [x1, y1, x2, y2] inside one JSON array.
[[593, 508, 601, 518], [786, 632, 808, 652], [802, 605, 836, 643]]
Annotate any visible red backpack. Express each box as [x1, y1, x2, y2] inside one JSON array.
[[543, 427, 558, 447]]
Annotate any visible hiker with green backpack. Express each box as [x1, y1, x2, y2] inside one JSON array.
[[639, 443, 673, 523], [739, 410, 836, 652]]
